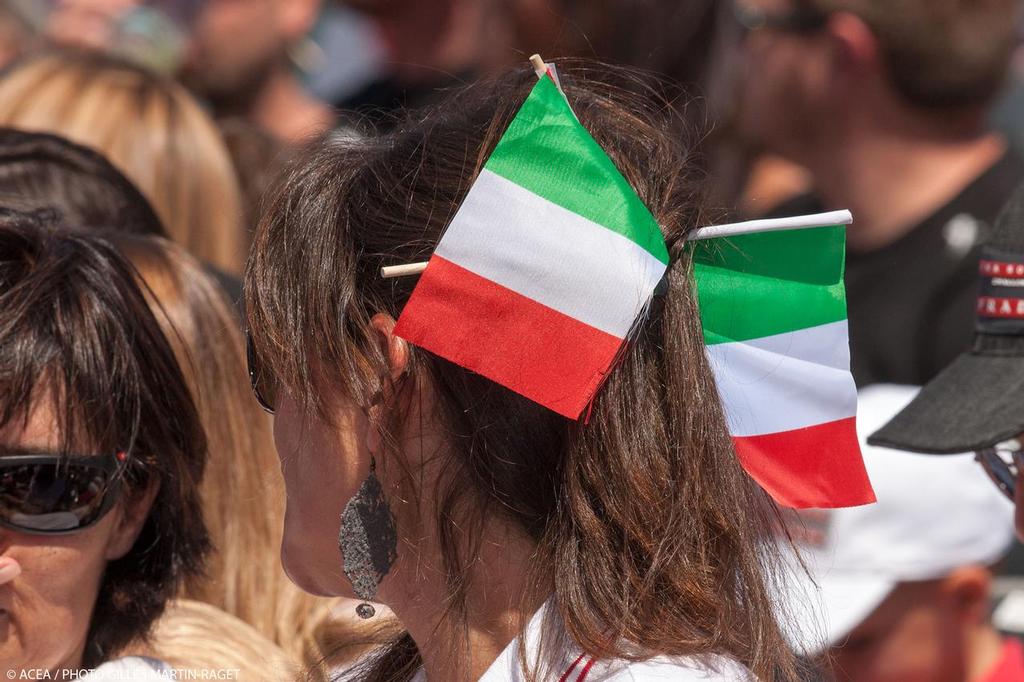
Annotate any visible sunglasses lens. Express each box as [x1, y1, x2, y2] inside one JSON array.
[[246, 331, 277, 414], [0, 460, 114, 532], [978, 450, 1017, 500]]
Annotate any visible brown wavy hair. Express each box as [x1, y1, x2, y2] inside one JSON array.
[[0, 211, 209, 665], [247, 61, 797, 680]]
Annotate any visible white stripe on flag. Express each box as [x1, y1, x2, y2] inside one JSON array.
[[435, 169, 667, 339], [706, 321, 857, 437]]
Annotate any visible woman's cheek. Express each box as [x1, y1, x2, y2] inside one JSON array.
[[0, 532, 110, 670]]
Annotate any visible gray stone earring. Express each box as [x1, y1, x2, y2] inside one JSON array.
[[339, 457, 398, 619]]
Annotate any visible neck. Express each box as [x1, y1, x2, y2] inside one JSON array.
[[381, 517, 542, 681], [799, 105, 1004, 252], [966, 623, 1006, 680], [249, 65, 335, 144]]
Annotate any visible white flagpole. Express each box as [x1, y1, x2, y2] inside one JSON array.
[[380, 210, 853, 279], [690, 210, 853, 241]]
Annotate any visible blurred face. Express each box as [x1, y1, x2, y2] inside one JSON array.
[[271, 389, 371, 598], [0, 397, 152, 673], [181, 0, 286, 105], [735, 0, 832, 160], [825, 581, 967, 682]]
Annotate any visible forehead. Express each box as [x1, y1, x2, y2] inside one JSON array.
[[0, 387, 61, 452]]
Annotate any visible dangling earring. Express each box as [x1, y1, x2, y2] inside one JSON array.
[[339, 457, 398, 619]]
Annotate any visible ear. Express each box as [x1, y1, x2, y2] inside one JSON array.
[[365, 313, 411, 454], [104, 477, 161, 561], [825, 11, 880, 77], [940, 565, 993, 626], [369, 313, 410, 382], [279, 0, 322, 43]]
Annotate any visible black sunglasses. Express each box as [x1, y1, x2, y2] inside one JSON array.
[[0, 452, 126, 535], [733, 3, 830, 34], [246, 330, 277, 414], [975, 446, 1024, 501]]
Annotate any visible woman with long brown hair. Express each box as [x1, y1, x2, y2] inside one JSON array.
[[246, 62, 797, 680]]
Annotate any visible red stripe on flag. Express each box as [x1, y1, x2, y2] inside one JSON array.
[[394, 256, 623, 419], [733, 417, 875, 509]]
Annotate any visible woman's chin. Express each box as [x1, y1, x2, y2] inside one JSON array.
[[280, 542, 347, 598]]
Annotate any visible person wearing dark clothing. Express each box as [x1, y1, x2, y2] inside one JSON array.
[[735, 0, 1022, 386]]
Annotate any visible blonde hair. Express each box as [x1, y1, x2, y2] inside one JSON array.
[[112, 234, 340, 670], [0, 50, 245, 273], [124, 599, 299, 681]]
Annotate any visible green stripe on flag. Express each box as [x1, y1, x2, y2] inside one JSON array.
[[484, 77, 669, 265], [693, 225, 848, 345]]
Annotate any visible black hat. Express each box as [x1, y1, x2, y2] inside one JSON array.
[[869, 183, 1024, 454]]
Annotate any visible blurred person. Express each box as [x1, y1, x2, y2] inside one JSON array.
[[870, 185, 1024, 539], [0, 50, 245, 274], [123, 599, 299, 681], [0, 127, 242, 306], [0, 211, 208, 675], [336, 0, 492, 128], [246, 62, 802, 681], [0, 1, 33, 69], [735, 0, 1024, 387], [111, 234, 347, 672], [42, 0, 196, 73], [181, 0, 335, 143], [784, 384, 1020, 682]]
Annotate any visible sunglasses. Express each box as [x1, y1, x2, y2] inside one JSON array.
[[975, 442, 1024, 501], [0, 452, 126, 535], [246, 330, 277, 414], [733, 3, 830, 35]]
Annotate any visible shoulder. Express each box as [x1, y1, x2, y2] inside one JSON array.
[[81, 656, 170, 681], [584, 654, 753, 681]]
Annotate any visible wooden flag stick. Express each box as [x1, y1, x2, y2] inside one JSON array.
[[529, 54, 547, 80], [378, 211, 854, 280], [381, 262, 429, 279]]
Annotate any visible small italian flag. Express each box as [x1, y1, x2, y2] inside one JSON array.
[[394, 74, 667, 419], [692, 213, 876, 509]]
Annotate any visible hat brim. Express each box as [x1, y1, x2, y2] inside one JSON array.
[[779, 563, 894, 654], [868, 351, 1024, 454]]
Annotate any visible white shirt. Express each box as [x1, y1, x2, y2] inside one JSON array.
[[80, 656, 170, 681], [410, 602, 753, 681]]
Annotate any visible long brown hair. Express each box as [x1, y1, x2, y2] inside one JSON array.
[[248, 62, 797, 680], [0, 210, 209, 665], [111, 235, 340, 671], [0, 50, 245, 273]]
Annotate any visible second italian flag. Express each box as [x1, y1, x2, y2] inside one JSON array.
[[395, 70, 875, 509], [693, 215, 874, 509]]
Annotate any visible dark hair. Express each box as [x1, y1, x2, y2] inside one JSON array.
[[0, 128, 165, 236], [0, 210, 209, 665], [796, 0, 1019, 109], [248, 62, 796, 680]]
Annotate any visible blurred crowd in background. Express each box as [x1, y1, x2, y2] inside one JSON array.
[[3, 1, 1024, 680]]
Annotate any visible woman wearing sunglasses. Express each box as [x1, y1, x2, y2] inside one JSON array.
[[869, 183, 1024, 534], [0, 211, 208, 676], [246, 63, 801, 680]]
